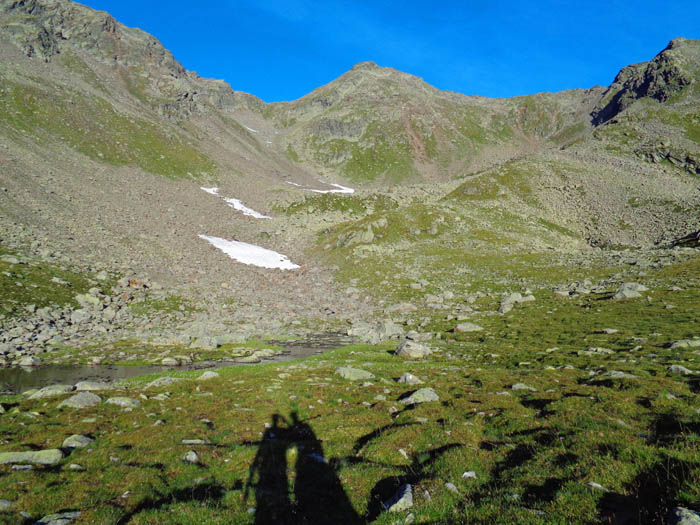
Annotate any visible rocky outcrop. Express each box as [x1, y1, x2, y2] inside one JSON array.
[[593, 38, 697, 124]]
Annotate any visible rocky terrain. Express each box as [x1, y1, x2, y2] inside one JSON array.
[[0, 0, 699, 523]]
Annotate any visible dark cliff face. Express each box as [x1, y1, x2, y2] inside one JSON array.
[[593, 38, 698, 124]]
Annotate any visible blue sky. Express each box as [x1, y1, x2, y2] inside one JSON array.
[[79, 0, 699, 102]]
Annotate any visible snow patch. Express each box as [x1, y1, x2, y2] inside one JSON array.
[[199, 235, 299, 270], [221, 197, 271, 219], [286, 181, 355, 194], [200, 186, 219, 196], [309, 182, 355, 194], [200, 187, 270, 219]]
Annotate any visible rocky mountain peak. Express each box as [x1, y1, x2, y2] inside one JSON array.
[[593, 38, 699, 124]]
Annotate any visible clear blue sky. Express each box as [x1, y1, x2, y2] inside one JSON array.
[[79, 0, 699, 102]]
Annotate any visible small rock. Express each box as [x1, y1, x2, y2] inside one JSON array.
[[399, 387, 439, 405], [35, 511, 81, 524], [445, 482, 459, 493], [62, 435, 95, 449], [384, 483, 413, 512], [183, 450, 200, 464], [105, 397, 141, 408], [397, 373, 424, 385], [198, 371, 220, 380], [161, 357, 180, 366], [0, 499, 13, 510], [512, 383, 537, 392], [586, 481, 608, 491], [668, 507, 700, 525], [182, 439, 210, 445], [145, 377, 182, 388], [462, 471, 477, 479], [668, 365, 693, 376]]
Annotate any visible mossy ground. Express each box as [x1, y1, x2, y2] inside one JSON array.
[[0, 255, 698, 524], [0, 245, 94, 319], [0, 74, 216, 179]]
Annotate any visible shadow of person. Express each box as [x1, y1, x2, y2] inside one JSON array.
[[288, 411, 363, 524], [245, 413, 295, 524]]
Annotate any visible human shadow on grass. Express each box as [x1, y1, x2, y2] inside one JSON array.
[[244, 412, 464, 524], [596, 453, 699, 524], [245, 411, 362, 524]]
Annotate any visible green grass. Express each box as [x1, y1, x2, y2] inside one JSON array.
[[0, 76, 216, 179], [129, 295, 199, 317], [0, 245, 93, 318], [447, 162, 534, 203], [282, 193, 398, 217], [309, 121, 418, 182], [1, 255, 699, 523]]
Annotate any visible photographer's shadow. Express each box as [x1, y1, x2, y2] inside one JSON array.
[[246, 411, 362, 524]]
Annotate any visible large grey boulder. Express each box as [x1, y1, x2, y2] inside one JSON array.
[[105, 397, 141, 408], [74, 381, 113, 391], [334, 367, 375, 381], [454, 322, 483, 333], [395, 340, 433, 359], [669, 339, 700, 349], [399, 388, 439, 405], [498, 292, 535, 313], [612, 282, 648, 300], [190, 336, 219, 350], [17, 355, 41, 367], [58, 392, 101, 409], [29, 385, 74, 399], [0, 449, 64, 466]]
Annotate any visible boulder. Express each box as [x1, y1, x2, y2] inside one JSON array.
[[17, 355, 41, 367], [397, 373, 424, 385], [0, 449, 64, 466], [399, 387, 439, 405], [612, 282, 648, 300], [29, 385, 75, 399], [62, 435, 95, 448], [334, 367, 375, 381], [145, 377, 182, 388], [668, 365, 693, 375], [105, 397, 141, 408], [384, 483, 413, 512], [35, 511, 81, 524], [58, 392, 101, 409], [454, 322, 483, 333], [395, 340, 433, 359]]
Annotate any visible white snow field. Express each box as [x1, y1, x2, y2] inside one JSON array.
[[198, 235, 300, 270], [200, 187, 271, 219]]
